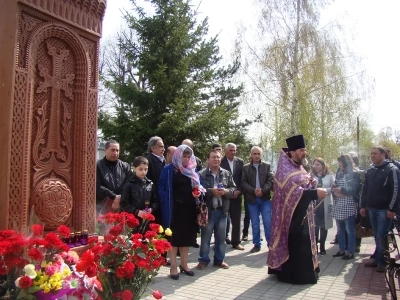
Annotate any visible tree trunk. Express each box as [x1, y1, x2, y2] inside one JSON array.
[[290, 0, 301, 136]]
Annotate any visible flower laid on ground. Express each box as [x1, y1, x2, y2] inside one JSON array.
[[152, 290, 163, 299], [76, 212, 172, 300]]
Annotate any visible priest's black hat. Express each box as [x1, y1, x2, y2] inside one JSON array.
[[285, 135, 306, 151]]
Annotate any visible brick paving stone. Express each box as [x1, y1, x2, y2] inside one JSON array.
[[144, 215, 394, 300]]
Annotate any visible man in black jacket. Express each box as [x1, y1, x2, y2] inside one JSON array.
[[145, 136, 166, 223], [221, 143, 245, 250], [242, 146, 274, 253], [360, 145, 400, 272], [96, 140, 133, 216]]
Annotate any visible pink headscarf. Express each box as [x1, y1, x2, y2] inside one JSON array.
[[172, 145, 206, 193]]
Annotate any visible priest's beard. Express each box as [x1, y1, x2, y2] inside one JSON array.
[[301, 157, 308, 167]]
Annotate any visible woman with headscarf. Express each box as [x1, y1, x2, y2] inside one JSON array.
[[312, 158, 335, 255], [331, 154, 361, 260], [158, 145, 205, 280]]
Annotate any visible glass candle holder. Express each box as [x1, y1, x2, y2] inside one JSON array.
[[74, 231, 81, 247], [88, 233, 99, 243], [80, 230, 88, 245], [68, 233, 75, 248]]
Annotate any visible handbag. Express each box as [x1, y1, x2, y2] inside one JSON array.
[[196, 196, 208, 227], [356, 215, 374, 238], [356, 223, 374, 238]]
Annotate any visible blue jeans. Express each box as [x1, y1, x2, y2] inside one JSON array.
[[226, 215, 230, 238], [199, 210, 227, 265], [368, 208, 392, 266], [242, 201, 250, 236], [336, 215, 355, 255], [247, 198, 271, 247]]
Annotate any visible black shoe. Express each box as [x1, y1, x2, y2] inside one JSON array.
[[170, 272, 179, 280], [250, 246, 261, 253], [241, 235, 248, 241], [320, 249, 326, 255], [225, 238, 231, 245], [179, 266, 194, 276], [332, 251, 345, 257], [330, 239, 338, 244], [192, 242, 200, 248], [342, 254, 355, 260]]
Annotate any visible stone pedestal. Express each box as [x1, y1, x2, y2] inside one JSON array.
[[0, 0, 106, 233]]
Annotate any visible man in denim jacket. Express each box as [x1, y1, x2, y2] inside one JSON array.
[[196, 149, 236, 270]]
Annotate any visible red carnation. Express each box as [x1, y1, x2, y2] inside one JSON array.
[[120, 290, 134, 300], [31, 224, 43, 236], [149, 223, 160, 232], [131, 233, 143, 240], [144, 231, 157, 240], [151, 259, 161, 269], [122, 261, 135, 277], [76, 250, 95, 273], [85, 262, 97, 277], [136, 260, 147, 268], [125, 214, 139, 228], [116, 266, 129, 279], [152, 290, 163, 299], [141, 213, 155, 221], [57, 225, 71, 238], [109, 225, 123, 236], [27, 247, 44, 261], [18, 276, 33, 289]]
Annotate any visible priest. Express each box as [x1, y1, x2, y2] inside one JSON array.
[[267, 135, 327, 284]]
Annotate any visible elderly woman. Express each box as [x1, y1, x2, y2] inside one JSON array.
[[312, 158, 335, 255], [158, 145, 204, 280], [331, 154, 361, 260]]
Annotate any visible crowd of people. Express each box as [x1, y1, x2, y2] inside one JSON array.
[[96, 134, 400, 284]]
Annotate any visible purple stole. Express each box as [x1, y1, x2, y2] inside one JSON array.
[[267, 149, 318, 270]]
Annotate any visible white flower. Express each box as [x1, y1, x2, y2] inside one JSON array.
[[23, 264, 35, 273], [23, 264, 37, 278]]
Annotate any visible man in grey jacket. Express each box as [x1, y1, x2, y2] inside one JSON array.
[[197, 149, 236, 270], [242, 146, 274, 253]]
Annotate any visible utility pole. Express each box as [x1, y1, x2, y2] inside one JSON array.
[[356, 116, 360, 155]]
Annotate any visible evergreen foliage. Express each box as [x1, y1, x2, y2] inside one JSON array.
[[99, 0, 251, 162]]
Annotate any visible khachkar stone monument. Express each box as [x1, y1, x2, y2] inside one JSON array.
[[0, 0, 106, 233]]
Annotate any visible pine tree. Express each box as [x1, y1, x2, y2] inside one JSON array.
[[99, 0, 250, 161]]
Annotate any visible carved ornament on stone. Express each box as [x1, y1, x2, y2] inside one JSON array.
[[32, 177, 73, 230], [32, 42, 74, 185]]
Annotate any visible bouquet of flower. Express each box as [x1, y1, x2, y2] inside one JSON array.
[[0, 223, 97, 300], [0, 229, 27, 297], [76, 212, 171, 300]]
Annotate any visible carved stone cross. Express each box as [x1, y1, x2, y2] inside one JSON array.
[[36, 43, 75, 159]]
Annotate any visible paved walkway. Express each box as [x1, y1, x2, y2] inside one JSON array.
[[146, 218, 396, 300]]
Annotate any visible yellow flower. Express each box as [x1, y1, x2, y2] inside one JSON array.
[[158, 225, 164, 233], [165, 228, 172, 236]]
